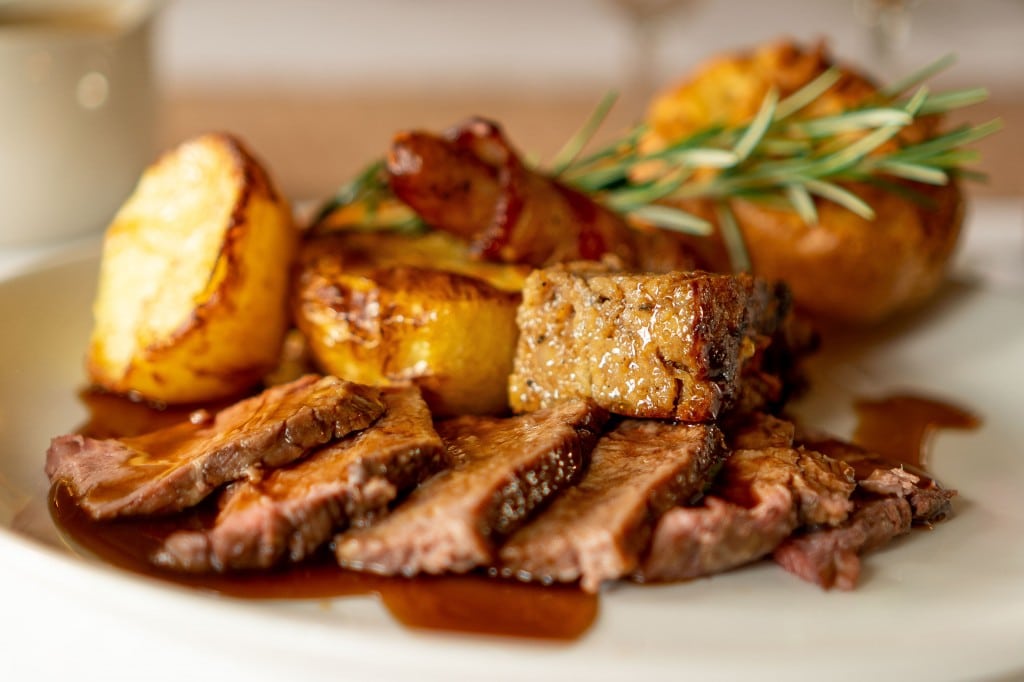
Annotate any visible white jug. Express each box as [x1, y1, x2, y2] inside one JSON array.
[[0, 0, 162, 247]]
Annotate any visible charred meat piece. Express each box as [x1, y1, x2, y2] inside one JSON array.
[[46, 375, 385, 520], [387, 118, 700, 272], [636, 438, 856, 582], [508, 263, 792, 422], [499, 420, 725, 593], [153, 387, 446, 572], [334, 399, 608, 576]]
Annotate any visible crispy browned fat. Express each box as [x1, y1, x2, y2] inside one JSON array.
[[508, 263, 788, 422]]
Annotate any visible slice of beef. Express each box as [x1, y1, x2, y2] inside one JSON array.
[[907, 485, 957, 521], [152, 386, 446, 572], [636, 442, 855, 582], [638, 492, 797, 583], [334, 398, 608, 576], [46, 375, 385, 520], [726, 412, 797, 450], [508, 263, 794, 423], [796, 430, 957, 523], [772, 496, 914, 590], [498, 420, 724, 593], [772, 434, 957, 590]]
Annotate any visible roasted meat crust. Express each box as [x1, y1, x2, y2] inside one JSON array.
[[334, 399, 608, 577], [46, 376, 385, 520], [508, 263, 794, 422], [499, 419, 725, 593]]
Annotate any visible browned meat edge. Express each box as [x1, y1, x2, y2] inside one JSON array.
[[334, 399, 609, 577], [46, 375, 385, 519], [498, 419, 726, 592], [772, 442, 957, 590], [152, 387, 445, 572], [636, 445, 856, 582]]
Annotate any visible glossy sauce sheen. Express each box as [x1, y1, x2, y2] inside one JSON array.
[[51, 390, 979, 640], [852, 393, 980, 469], [52, 390, 598, 641]]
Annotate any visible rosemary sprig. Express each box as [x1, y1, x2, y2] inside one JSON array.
[[558, 54, 1001, 271], [311, 159, 423, 233], [314, 54, 999, 274], [549, 90, 620, 175]]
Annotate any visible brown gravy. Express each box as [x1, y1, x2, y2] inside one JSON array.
[[54, 391, 598, 640], [49, 484, 597, 640], [76, 388, 229, 439], [50, 389, 979, 641], [852, 393, 980, 469]]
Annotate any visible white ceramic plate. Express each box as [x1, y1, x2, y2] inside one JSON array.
[[2, 245, 1023, 682]]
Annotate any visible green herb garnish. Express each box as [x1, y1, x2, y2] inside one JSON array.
[[556, 54, 1001, 271], [315, 54, 1000, 272]]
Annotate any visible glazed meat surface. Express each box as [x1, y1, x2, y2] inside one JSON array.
[[637, 422, 856, 582], [46, 375, 385, 520], [499, 419, 725, 592], [508, 263, 789, 422], [387, 118, 700, 272], [334, 399, 608, 576], [153, 387, 446, 572]]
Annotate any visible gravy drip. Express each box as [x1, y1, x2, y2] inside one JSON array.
[[852, 393, 980, 470], [50, 390, 978, 640]]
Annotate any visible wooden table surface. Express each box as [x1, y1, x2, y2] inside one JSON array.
[[159, 88, 1023, 204]]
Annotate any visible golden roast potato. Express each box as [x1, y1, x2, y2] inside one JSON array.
[[300, 229, 530, 293], [293, 230, 526, 416], [644, 40, 965, 325], [87, 133, 296, 404]]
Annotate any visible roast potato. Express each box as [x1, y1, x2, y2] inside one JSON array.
[[299, 229, 530, 293], [87, 133, 296, 404], [293, 231, 525, 416], [643, 40, 965, 325]]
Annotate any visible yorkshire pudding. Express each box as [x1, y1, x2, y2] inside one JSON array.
[[643, 40, 965, 325]]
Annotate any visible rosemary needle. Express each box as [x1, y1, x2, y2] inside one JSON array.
[[316, 54, 1000, 273], [557, 54, 1000, 271]]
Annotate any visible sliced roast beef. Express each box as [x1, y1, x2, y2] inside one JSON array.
[[152, 386, 445, 572], [636, 442, 855, 582], [796, 431, 957, 523], [498, 420, 724, 593], [635, 414, 855, 582], [727, 412, 796, 449], [46, 375, 385, 520], [772, 496, 914, 590], [334, 399, 608, 576], [772, 433, 956, 590]]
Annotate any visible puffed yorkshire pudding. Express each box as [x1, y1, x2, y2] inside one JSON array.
[[643, 40, 965, 325]]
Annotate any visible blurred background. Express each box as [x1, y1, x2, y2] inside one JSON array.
[[153, 0, 1023, 201]]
